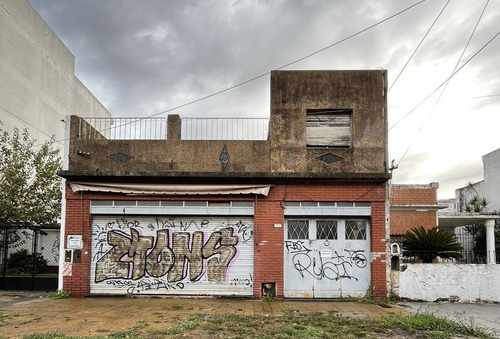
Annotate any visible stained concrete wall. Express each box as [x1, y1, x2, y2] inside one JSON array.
[[270, 70, 388, 175], [398, 264, 500, 302], [63, 70, 389, 180], [0, 0, 110, 146]]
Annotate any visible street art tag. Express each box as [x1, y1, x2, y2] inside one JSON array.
[[90, 216, 254, 295]]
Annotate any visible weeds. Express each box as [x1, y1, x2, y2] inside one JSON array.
[[50, 290, 70, 299], [16, 312, 494, 339]]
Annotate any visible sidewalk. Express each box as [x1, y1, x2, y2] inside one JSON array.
[[0, 293, 405, 338]]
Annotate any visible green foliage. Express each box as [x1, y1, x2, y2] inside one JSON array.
[[0, 124, 61, 227], [402, 226, 463, 263], [50, 290, 70, 299], [464, 196, 500, 263], [465, 196, 489, 213], [262, 295, 276, 302], [7, 249, 47, 275]]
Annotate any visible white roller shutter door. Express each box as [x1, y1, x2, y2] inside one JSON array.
[[90, 215, 254, 296]]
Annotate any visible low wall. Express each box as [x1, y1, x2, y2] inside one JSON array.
[[398, 264, 500, 302]]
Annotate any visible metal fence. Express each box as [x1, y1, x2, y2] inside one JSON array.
[[0, 226, 59, 291], [78, 117, 270, 141], [79, 117, 167, 140], [390, 230, 499, 264], [181, 118, 269, 140]]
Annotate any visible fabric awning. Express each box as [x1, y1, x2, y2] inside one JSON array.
[[69, 182, 271, 196]]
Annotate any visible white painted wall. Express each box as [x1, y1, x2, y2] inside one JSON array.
[[483, 149, 500, 212], [398, 264, 500, 302], [0, 0, 110, 147]]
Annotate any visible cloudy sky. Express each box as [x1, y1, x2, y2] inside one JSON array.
[[29, 0, 500, 198]]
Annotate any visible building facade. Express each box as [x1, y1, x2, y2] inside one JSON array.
[[59, 70, 390, 299], [390, 183, 442, 240], [0, 0, 110, 144]]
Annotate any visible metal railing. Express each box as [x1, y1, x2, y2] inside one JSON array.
[[79, 117, 167, 140], [181, 118, 269, 140], [78, 117, 269, 141]]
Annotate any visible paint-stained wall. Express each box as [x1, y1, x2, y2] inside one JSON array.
[[63, 70, 389, 179]]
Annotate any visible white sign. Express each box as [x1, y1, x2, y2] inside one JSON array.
[[67, 235, 83, 249], [320, 249, 332, 258]]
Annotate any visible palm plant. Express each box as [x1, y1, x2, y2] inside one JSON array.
[[402, 226, 463, 263]]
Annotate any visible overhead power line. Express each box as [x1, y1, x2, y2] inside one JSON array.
[[389, 0, 451, 92], [389, 30, 500, 133], [0, 104, 63, 146], [66, 0, 427, 142], [393, 0, 492, 167]]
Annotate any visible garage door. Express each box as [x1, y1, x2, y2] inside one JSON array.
[[90, 215, 254, 296], [284, 218, 370, 298]]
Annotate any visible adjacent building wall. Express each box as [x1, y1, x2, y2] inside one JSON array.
[[390, 183, 440, 236], [399, 264, 500, 302], [483, 148, 500, 212], [0, 0, 110, 146]]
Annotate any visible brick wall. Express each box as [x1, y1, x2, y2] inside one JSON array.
[[391, 210, 437, 235], [63, 182, 388, 298], [390, 187, 436, 205]]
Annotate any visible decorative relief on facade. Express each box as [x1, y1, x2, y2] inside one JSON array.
[[108, 152, 134, 163], [219, 145, 230, 170], [316, 153, 344, 164]]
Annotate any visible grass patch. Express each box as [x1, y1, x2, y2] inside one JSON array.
[[165, 304, 192, 311], [17, 312, 494, 339]]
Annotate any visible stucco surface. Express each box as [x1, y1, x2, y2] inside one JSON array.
[[398, 263, 500, 302]]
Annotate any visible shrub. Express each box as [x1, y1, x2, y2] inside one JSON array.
[[7, 248, 48, 275], [402, 226, 463, 263]]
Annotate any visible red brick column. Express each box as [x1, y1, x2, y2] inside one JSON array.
[[253, 188, 285, 299], [63, 185, 91, 297]]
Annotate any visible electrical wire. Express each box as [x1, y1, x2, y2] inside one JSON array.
[[52, 0, 427, 143], [388, 0, 451, 92], [0, 103, 63, 146], [393, 0, 492, 166], [389, 30, 500, 133]]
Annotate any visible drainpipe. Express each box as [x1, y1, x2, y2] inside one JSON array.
[[485, 219, 496, 264]]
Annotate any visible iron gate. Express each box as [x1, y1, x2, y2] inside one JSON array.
[[0, 226, 59, 291]]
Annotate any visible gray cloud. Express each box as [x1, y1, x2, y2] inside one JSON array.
[[28, 0, 500, 193]]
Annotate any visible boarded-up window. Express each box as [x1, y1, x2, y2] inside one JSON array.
[[306, 109, 351, 147]]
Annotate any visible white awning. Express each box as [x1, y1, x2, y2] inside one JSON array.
[[69, 182, 271, 196]]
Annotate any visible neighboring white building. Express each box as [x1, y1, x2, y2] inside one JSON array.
[[455, 148, 500, 213], [0, 0, 110, 146]]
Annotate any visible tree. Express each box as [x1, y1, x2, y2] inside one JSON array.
[[402, 226, 463, 263], [0, 124, 61, 227]]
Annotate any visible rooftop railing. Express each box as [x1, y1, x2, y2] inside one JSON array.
[[78, 117, 269, 141]]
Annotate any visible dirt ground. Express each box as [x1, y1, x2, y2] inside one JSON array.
[[0, 293, 405, 338]]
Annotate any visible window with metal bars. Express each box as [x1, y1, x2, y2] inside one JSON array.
[[316, 220, 338, 239], [345, 220, 367, 240], [287, 220, 309, 239]]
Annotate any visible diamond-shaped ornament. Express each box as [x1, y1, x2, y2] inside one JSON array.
[[108, 152, 134, 163], [316, 153, 343, 164]]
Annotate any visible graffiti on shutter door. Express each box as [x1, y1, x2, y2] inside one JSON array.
[[90, 216, 254, 296]]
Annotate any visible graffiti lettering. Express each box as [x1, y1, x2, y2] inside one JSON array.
[[95, 227, 238, 284], [290, 248, 367, 281], [230, 273, 253, 287], [285, 240, 311, 254], [217, 221, 253, 244]]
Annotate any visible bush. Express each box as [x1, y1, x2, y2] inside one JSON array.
[[7, 249, 48, 275]]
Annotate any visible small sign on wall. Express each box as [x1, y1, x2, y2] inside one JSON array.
[[67, 235, 83, 249], [320, 249, 332, 258]]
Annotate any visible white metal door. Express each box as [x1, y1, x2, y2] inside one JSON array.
[[90, 215, 254, 296], [284, 219, 370, 298]]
